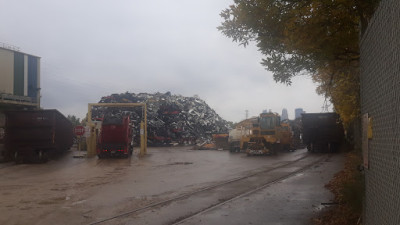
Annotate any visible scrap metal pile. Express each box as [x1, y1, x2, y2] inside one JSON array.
[[92, 92, 230, 146]]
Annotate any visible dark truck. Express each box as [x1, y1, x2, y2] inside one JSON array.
[[301, 113, 344, 153], [96, 115, 133, 158], [5, 110, 73, 163]]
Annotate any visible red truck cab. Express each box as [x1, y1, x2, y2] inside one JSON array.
[[96, 115, 133, 158]]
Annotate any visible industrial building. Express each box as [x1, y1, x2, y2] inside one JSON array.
[[0, 45, 40, 110], [0, 45, 40, 161]]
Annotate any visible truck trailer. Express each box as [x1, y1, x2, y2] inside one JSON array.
[[301, 113, 344, 153], [5, 109, 73, 163], [228, 127, 251, 152], [96, 115, 133, 158]]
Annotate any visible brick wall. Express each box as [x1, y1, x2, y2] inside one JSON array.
[[360, 1, 400, 224]]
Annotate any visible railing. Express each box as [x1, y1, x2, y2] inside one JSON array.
[[0, 42, 20, 52], [0, 93, 35, 103]]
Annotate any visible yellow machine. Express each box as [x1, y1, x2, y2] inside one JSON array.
[[240, 112, 291, 155], [278, 121, 292, 151]]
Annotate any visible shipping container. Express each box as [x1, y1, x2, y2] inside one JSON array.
[[4, 110, 73, 163], [301, 113, 344, 153]]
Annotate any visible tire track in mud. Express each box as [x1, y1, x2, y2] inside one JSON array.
[[88, 153, 331, 225]]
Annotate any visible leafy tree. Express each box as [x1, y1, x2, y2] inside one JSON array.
[[67, 115, 81, 126], [218, 0, 379, 126]]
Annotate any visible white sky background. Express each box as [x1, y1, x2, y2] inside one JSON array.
[[0, 0, 331, 122]]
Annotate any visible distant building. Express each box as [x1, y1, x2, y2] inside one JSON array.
[[295, 108, 305, 119], [0, 46, 41, 110], [0, 45, 41, 161], [281, 108, 288, 121], [0, 43, 40, 161]]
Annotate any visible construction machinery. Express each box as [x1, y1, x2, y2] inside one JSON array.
[[212, 133, 229, 150], [235, 112, 292, 155], [278, 121, 293, 151]]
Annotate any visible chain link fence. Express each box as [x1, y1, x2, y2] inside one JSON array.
[[361, 1, 400, 224]]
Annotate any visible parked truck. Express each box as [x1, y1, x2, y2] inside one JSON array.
[[96, 115, 133, 158], [5, 110, 73, 163], [301, 113, 344, 153], [228, 126, 251, 152]]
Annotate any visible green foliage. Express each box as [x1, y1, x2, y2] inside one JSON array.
[[219, 0, 380, 126], [67, 115, 81, 126], [226, 121, 236, 129]]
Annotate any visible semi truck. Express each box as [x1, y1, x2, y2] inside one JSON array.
[[4, 110, 73, 163], [96, 115, 133, 158], [301, 113, 344, 152]]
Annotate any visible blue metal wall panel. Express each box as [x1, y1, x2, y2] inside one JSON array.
[[28, 56, 38, 98]]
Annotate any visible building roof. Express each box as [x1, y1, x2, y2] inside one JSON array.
[[0, 45, 41, 58]]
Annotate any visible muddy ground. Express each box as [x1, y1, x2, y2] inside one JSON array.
[[0, 147, 343, 225]]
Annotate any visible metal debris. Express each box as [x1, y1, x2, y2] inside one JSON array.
[[92, 92, 230, 146]]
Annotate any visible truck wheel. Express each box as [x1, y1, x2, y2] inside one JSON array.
[[14, 151, 23, 164], [38, 150, 48, 163]]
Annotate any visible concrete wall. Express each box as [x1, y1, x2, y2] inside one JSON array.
[[360, 1, 400, 224], [0, 48, 14, 94]]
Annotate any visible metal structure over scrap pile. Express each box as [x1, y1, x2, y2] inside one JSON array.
[[92, 92, 230, 146]]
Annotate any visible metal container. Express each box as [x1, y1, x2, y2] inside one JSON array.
[[301, 113, 344, 152], [5, 109, 73, 163]]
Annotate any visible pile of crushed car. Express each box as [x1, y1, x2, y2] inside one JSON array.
[[92, 92, 230, 146]]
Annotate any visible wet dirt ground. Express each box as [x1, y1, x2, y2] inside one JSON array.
[[0, 147, 344, 225], [179, 154, 344, 225]]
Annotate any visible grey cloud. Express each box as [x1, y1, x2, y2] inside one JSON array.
[[0, 0, 329, 122]]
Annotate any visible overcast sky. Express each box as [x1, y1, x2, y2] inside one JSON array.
[[0, 0, 330, 122]]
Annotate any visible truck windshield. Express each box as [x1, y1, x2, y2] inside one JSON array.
[[103, 116, 123, 125], [259, 116, 275, 130]]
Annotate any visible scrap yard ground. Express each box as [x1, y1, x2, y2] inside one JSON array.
[[0, 147, 344, 225]]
